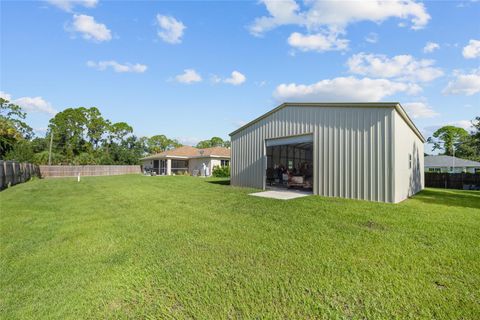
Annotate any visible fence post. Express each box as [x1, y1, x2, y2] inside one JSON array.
[[0, 161, 4, 190]]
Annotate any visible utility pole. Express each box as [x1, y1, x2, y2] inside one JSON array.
[[452, 145, 455, 173], [451, 139, 460, 173], [48, 130, 54, 166]]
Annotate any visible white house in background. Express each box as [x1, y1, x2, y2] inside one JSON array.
[[425, 155, 480, 173], [230, 102, 425, 203], [141, 146, 230, 176]]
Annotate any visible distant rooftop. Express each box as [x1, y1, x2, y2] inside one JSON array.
[[425, 155, 480, 168], [141, 146, 230, 160]]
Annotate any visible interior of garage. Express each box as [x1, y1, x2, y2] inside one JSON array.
[[265, 142, 313, 190]]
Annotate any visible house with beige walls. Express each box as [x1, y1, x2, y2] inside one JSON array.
[[141, 146, 230, 176]]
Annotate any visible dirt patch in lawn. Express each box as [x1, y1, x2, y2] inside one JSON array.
[[360, 220, 387, 231]]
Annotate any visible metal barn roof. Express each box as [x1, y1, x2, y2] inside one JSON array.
[[229, 102, 425, 142]]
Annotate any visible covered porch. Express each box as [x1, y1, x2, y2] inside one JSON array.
[[149, 157, 189, 175]]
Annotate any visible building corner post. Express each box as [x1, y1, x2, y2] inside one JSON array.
[[166, 159, 172, 175]]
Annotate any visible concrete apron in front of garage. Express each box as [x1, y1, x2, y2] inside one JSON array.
[[249, 189, 312, 200]]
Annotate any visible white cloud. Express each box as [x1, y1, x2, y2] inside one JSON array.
[[0, 91, 12, 101], [249, 0, 302, 36], [224, 71, 246, 85], [1, 92, 57, 115], [250, 0, 430, 36], [403, 102, 439, 118], [273, 76, 421, 102], [211, 71, 247, 85], [87, 60, 147, 73], [365, 32, 379, 44], [307, 0, 430, 31], [15, 97, 57, 116], [175, 69, 202, 84], [288, 32, 349, 52], [156, 15, 185, 44], [462, 39, 480, 59], [71, 14, 112, 42], [46, 0, 98, 12], [18, 97, 57, 115], [443, 69, 480, 95], [451, 120, 474, 131], [423, 41, 440, 53], [347, 53, 443, 82]]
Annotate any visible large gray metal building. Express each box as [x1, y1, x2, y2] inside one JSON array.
[[229, 102, 425, 203]]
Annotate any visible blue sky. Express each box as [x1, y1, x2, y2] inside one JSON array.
[[1, 0, 479, 149]]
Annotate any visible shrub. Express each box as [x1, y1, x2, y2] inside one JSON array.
[[212, 165, 230, 177], [32, 151, 64, 165], [73, 153, 98, 165], [4, 140, 34, 162]]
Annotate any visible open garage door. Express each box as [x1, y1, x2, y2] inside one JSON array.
[[265, 135, 313, 191]]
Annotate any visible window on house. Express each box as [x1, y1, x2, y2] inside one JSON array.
[[172, 160, 188, 169], [409, 154, 412, 169], [221, 160, 230, 167]]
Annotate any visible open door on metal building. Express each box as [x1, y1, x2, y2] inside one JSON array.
[[265, 135, 313, 192]]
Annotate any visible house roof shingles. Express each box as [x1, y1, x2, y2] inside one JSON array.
[[425, 155, 480, 168], [200, 147, 231, 157], [141, 146, 230, 160]]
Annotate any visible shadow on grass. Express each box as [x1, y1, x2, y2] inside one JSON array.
[[206, 179, 231, 186], [412, 188, 480, 210]]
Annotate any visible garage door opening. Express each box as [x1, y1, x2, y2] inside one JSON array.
[[265, 135, 313, 191]]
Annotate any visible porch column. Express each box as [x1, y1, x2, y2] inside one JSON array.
[[166, 159, 172, 175]]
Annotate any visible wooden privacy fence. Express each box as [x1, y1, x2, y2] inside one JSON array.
[[39, 165, 141, 178], [0, 160, 40, 190], [425, 173, 480, 190]]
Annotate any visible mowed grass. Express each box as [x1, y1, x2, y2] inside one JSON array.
[[1, 175, 479, 319]]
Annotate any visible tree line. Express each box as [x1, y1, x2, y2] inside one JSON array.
[[0, 98, 230, 165], [2, 97, 478, 164], [427, 119, 480, 161]]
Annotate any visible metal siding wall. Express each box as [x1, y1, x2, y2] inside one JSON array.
[[393, 111, 425, 202], [230, 106, 395, 202], [314, 110, 320, 195]]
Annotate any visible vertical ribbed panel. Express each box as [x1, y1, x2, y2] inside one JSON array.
[[231, 105, 395, 202]]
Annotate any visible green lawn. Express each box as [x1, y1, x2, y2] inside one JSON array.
[[1, 175, 479, 319]]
